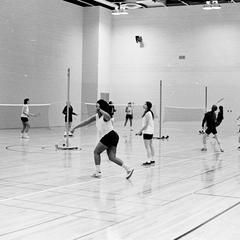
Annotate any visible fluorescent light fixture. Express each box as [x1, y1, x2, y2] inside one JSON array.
[[112, 5, 128, 15], [211, 0, 221, 9], [203, 0, 221, 10], [203, 1, 212, 10]]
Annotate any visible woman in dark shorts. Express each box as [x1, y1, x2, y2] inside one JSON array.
[[20, 98, 37, 138], [136, 101, 155, 166], [71, 99, 134, 179]]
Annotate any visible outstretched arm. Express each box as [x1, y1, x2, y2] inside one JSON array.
[[71, 115, 96, 133]]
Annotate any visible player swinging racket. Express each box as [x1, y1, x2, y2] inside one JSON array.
[[70, 99, 134, 179], [201, 105, 224, 152]]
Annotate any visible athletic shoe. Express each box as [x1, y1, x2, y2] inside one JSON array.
[[142, 162, 151, 166], [201, 148, 207, 151], [220, 148, 224, 152], [91, 172, 101, 178], [126, 169, 134, 180], [150, 160, 155, 164], [68, 132, 73, 137], [238, 146, 240, 150], [23, 134, 30, 139], [20, 133, 24, 138]]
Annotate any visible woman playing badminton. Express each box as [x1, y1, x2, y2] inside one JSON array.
[[20, 98, 38, 139], [70, 99, 134, 179]]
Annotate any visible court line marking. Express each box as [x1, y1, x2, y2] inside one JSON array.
[[0, 147, 236, 204], [0, 152, 228, 203], [196, 192, 240, 199], [173, 200, 240, 240], [0, 149, 239, 239]]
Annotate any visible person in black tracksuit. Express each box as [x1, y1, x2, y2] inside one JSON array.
[[62, 103, 77, 136], [201, 105, 224, 152]]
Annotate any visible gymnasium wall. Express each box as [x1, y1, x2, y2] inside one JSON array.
[[110, 5, 240, 135], [0, 0, 83, 128]]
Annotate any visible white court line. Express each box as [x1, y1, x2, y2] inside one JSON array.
[[0, 146, 233, 204]]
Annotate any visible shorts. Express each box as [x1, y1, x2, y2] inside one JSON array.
[[100, 130, 119, 148], [126, 114, 133, 120], [205, 127, 217, 135], [143, 134, 153, 140], [21, 117, 29, 123]]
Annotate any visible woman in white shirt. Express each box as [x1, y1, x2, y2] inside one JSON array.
[[20, 98, 36, 138], [137, 101, 155, 166], [71, 99, 134, 179]]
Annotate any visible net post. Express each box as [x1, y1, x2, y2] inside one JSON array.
[[55, 68, 79, 150], [159, 80, 162, 138], [66, 68, 70, 147], [205, 86, 207, 113]]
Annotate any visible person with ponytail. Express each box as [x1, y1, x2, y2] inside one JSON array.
[[71, 99, 134, 179], [20, 98, 38, 138], [136, 101, 155, 166]]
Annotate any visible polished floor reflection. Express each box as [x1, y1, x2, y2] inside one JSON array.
[[0, 120, 239, 240]]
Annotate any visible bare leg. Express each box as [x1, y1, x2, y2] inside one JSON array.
[[107, 146, 133, 179], [25, 122, 30, 133], [202, 133, 208, 150], [124, 117, 128, 127], [107, 146, 123, 166], [21, 122, 26, 134], [144, 139, 152, 162], [93, 142, 107, 166], [213, 134, 224, 152], [149, 139, 154, 159]]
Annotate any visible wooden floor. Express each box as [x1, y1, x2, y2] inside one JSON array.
[[0, 120, 240, 240]]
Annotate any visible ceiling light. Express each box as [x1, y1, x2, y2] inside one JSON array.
[[112, 6, 128, 15], [211, 0, 221, 9], [202, 0, 221, 10], [202, 1, 212, 10]]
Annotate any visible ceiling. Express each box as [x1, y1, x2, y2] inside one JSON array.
[[63, 0, 240, 10]]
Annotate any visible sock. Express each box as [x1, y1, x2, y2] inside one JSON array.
[[95, 165, 101, 173]]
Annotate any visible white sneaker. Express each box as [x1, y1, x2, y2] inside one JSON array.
[[91, 172, 101, 178], [201, 147, 207, 151], [126, 169, 134, 179], [23, 134, 30, 139]]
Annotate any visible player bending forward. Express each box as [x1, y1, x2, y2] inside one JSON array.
[[71, 99, 134, 179]]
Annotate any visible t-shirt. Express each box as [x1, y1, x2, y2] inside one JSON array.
[[125, 106, 133, 115], [21, 105, 29, 119], [142, 111, 154, 134], [96, 114, 113, 138]]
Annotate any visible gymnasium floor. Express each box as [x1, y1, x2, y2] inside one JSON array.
[[0, 120, 240, 240]]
